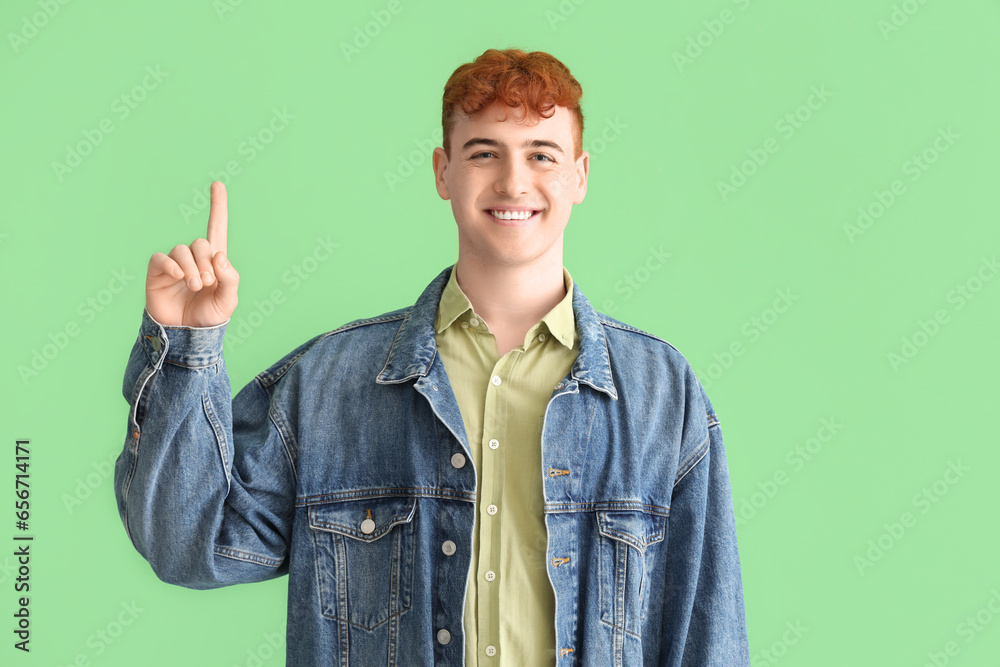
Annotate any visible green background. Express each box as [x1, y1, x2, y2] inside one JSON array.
[[1, 0, 998, 664]]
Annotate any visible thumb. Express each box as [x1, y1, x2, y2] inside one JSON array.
[[212, 251, 240, 312]]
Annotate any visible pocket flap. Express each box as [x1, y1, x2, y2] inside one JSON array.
[[597, 509, 666, 551], [309, 497, 417, 543]]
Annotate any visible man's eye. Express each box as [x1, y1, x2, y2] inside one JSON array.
[[472, 151, 494, 159], [532, 154, 554, 162]]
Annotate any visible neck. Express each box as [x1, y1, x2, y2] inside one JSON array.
[[452, 255, 567, 334]]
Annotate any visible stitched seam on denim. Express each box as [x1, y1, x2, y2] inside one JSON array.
[[258, 312, 410, 386], [706, 407, 720, 428], [261, 379, 299, 481], [213, 545, 283, 567], [574, 392, 599, 496], [297, 487, 475, 506], [542, 501, 669, 516], [162, 357, 222, 369], [674, 434, 710, 488], [597, 318, 687, 358], [599, 619, 643, 641], [202, 391, 230, 471]]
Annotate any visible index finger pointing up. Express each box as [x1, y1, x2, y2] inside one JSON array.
[[207, 181, 228, 254]]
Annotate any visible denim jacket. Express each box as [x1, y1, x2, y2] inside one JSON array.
[[114, 264, 750, 666]]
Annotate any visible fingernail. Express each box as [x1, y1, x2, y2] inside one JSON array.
[[201, 270, 213, 284]]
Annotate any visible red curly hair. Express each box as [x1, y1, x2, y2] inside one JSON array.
[[442, 48, 584, 160]]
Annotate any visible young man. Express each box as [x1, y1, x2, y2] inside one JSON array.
[[115, 49, 749, 665]]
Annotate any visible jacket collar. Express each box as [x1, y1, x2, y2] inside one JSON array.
[[376, 265, 618, 400]]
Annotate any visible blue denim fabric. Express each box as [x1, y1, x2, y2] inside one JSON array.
[[114, 264, 749, 666]]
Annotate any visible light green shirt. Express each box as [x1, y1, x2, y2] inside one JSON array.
[[434, 263, 580, 666]]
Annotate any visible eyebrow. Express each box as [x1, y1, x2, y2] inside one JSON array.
[[462, 137, 565, 155]]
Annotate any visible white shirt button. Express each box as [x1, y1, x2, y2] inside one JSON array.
[[461, 321, 469, 329], [538, 333, 546, 342], [491, 375, 502, 386], [360, 518, 375, 534], [486, 645, 497, 657], [469, 317, 479, 327], [437, 628, 451, 645], [486, 504, 498, 516], [484, 570, 496, 582], [488, 439, 499, 450], [451, 453, 466, 469], [442, 540, 457, 556]]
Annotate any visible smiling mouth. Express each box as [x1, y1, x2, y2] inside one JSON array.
[[485, 209, 541, 221]]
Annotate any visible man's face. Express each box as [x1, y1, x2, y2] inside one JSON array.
[[432, 102, 589, 269]]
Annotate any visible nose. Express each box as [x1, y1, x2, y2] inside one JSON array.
[[494, 157, 530, 198]]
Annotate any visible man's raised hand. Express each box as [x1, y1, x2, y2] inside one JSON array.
[[145, 181, 240, 327]]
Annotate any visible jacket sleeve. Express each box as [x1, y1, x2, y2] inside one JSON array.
[[113, 308, 297, 589], [659, 381, 750, 666]]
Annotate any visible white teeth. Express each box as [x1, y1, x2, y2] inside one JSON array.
[[490, 209, 535, 220]]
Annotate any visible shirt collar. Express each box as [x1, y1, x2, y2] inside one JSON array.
[[433, 263, 579, 351], [378, 265, 617, 399]]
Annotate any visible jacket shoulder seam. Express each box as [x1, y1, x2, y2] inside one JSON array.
[[674, 433, 710, 488], [256, 309, 410, 385]]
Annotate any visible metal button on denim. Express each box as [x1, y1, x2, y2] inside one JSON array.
[[442, 540, 456, 556], [437, 629, 451, 645], [451, 453, 466, 469], [360, 518, 375, 534]]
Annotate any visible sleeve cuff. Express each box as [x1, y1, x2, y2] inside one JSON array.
[[139, 308, 230, 367]]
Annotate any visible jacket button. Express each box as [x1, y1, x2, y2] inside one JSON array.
[[360, 518, 375, 534], [451, 453, 466, 469], [437, 628, 451, 645], [442, 540, 457, 556]]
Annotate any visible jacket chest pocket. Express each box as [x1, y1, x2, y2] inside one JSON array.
[[309, 496, 417, 631], [597, 509, 666, 638]]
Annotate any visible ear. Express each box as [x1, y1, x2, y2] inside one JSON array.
[[573, 150, 589, 205], [432, 147, 451, 200]]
